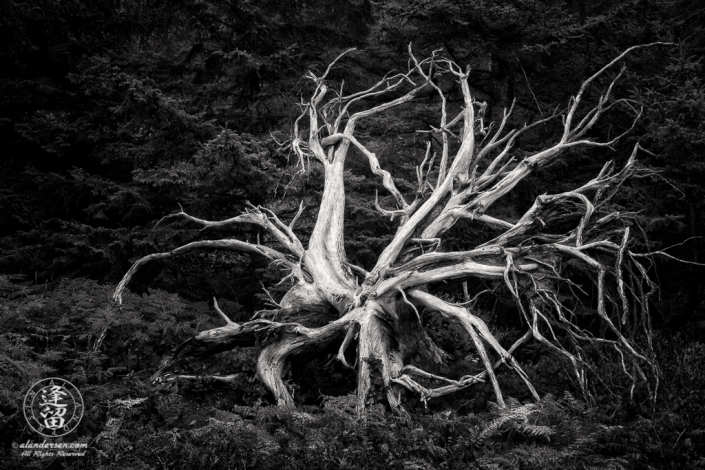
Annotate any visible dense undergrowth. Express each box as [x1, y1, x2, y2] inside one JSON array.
[[1, 277, 704, 469], [2, 1, 705, 468]]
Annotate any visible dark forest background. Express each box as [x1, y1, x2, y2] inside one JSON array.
[[1, 0, 704, 468]]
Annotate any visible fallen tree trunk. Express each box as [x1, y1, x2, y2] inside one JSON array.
[[115, 43, 674, 411]]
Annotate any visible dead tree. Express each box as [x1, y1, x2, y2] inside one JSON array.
[[114, 44, 671, 411]]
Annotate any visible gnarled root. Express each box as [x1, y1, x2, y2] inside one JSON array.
[[256, 318, 351, 405], [355, 302, 405, 412]]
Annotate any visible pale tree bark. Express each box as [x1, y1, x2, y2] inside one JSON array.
[[114, 43, 674, 411]]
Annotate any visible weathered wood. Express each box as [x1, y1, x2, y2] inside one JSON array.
[[115, 44, 673, 411]]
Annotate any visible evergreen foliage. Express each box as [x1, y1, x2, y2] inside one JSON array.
[[1, 0, 705, 467]]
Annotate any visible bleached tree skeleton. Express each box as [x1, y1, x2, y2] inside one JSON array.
[[114, 43, 672, 411]]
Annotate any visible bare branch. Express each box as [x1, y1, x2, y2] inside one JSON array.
[[324, 133, 410, 211], [289, 201, 305, 231], [409, 288, 540, 403], [377, 258, 539, 296], [213, 297, 235, 325], [113, 239, 290, 304], [317, 48, 357, 82], [400, 365, 465, 386], [564, 42, 674, 135], [337, 323, 359, 369], [156, 206, 305, 257]]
